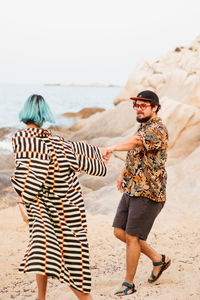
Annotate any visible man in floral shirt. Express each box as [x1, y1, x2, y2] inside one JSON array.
[[110, 90, 171, 296]]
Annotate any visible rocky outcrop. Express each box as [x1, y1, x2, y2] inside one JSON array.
[[63, 36, 200, 214], [0, 128, 14, 139], [114, 35, 200, 109], [66, 95, 200, 165], [78, 155, 124, 191], [0, 154, 15, 170], [167, 145, 200, 218], [69, 101, 137, 140], [63, 107, 105, 119], [159, 97, 200, 164]]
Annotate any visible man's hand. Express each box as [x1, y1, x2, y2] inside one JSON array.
[[117, 174, 124, 191], [100, 147, 113, 163], [117, 168, 125, 191]]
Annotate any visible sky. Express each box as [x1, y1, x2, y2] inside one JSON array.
[[0, 0, 200, 85]]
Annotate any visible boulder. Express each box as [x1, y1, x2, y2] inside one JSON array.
[[78, 155, 124, 191], [68, 96, 200, 166], [167, 145, 200, 217], [68, 101, 137, 140], [0, 154, 15, 170], [63, 107, 105, 119], [159, 97, 200, 164], [0, 186, 16, 209], [114, 37, 200, 109], [84, 183, 121, 215], [0, 127, 14, 139]]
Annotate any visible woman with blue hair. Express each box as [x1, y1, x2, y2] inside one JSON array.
[[11, 94, 108, 300], [19, 94, 55, 126]]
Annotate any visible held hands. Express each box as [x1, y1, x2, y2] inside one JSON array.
[[100, 147, 124, 191], [100, 147, 114, 163]]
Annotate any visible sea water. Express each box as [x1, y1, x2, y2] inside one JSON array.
[[0, 84, 121, 153]]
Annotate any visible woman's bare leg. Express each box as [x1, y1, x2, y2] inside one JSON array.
[[71, 287, 93, 300], [36, 274, 48, 300], [36, 274, 92, 300]]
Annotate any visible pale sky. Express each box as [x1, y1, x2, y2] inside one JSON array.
[[0, 0, 200, 85]]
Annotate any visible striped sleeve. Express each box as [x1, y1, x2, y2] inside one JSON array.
[[11, 136, 50, 204], [70, 141, 107, 177]]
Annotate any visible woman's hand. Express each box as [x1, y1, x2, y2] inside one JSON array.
[[18, 201, 28, 224]]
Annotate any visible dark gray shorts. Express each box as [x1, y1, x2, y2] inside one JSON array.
[[112, 193, 165, 240]]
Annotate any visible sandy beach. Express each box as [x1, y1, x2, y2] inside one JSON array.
[[0, 196, 199, 300]]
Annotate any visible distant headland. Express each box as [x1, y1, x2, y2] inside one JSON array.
[[44, 82, 122, 87]]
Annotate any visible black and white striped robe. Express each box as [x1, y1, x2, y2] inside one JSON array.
[[11, 127, 107, 293]]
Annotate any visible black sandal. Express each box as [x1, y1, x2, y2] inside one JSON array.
[[148, 254, 171, 283], [114, 282, 136, 296]]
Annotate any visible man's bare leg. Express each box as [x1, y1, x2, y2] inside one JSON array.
[[114, 228, 140, 296], [113, 228, 170, 282], [125, 234, 141, 283], [140, 240, 170, 280], [114, 227, 126, 243], [36, 274, 47, 300]]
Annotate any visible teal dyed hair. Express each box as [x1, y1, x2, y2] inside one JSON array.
[[19, 94, 55, 126]]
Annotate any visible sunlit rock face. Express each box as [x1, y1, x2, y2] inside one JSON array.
[[114, 36, 200, 109], [66, 36, 200, 214]]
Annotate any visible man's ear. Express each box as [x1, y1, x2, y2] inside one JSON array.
[[152, 105, 158, 113]]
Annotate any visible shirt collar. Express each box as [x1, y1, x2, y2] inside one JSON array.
[[139, 116, 161, 128], [26, 127, 52, 136]]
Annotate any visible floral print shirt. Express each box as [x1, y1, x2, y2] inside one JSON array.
[[122, 117, 168, 202]]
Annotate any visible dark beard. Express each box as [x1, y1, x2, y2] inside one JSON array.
[[136, 115, 151, 123]]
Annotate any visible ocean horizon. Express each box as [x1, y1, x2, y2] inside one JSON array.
[[0, 84, 121, 154]]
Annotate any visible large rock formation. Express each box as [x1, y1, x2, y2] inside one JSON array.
[[114, 35, 200, 109], [63, 107, 105, 119], [65, 36, 200, 213]]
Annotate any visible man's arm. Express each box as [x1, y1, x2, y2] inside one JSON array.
[[110, 135, 143, 152], [102, 136, 143, 162]]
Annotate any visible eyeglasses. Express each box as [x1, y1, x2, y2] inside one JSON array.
[[133, 103, 151, 111]]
